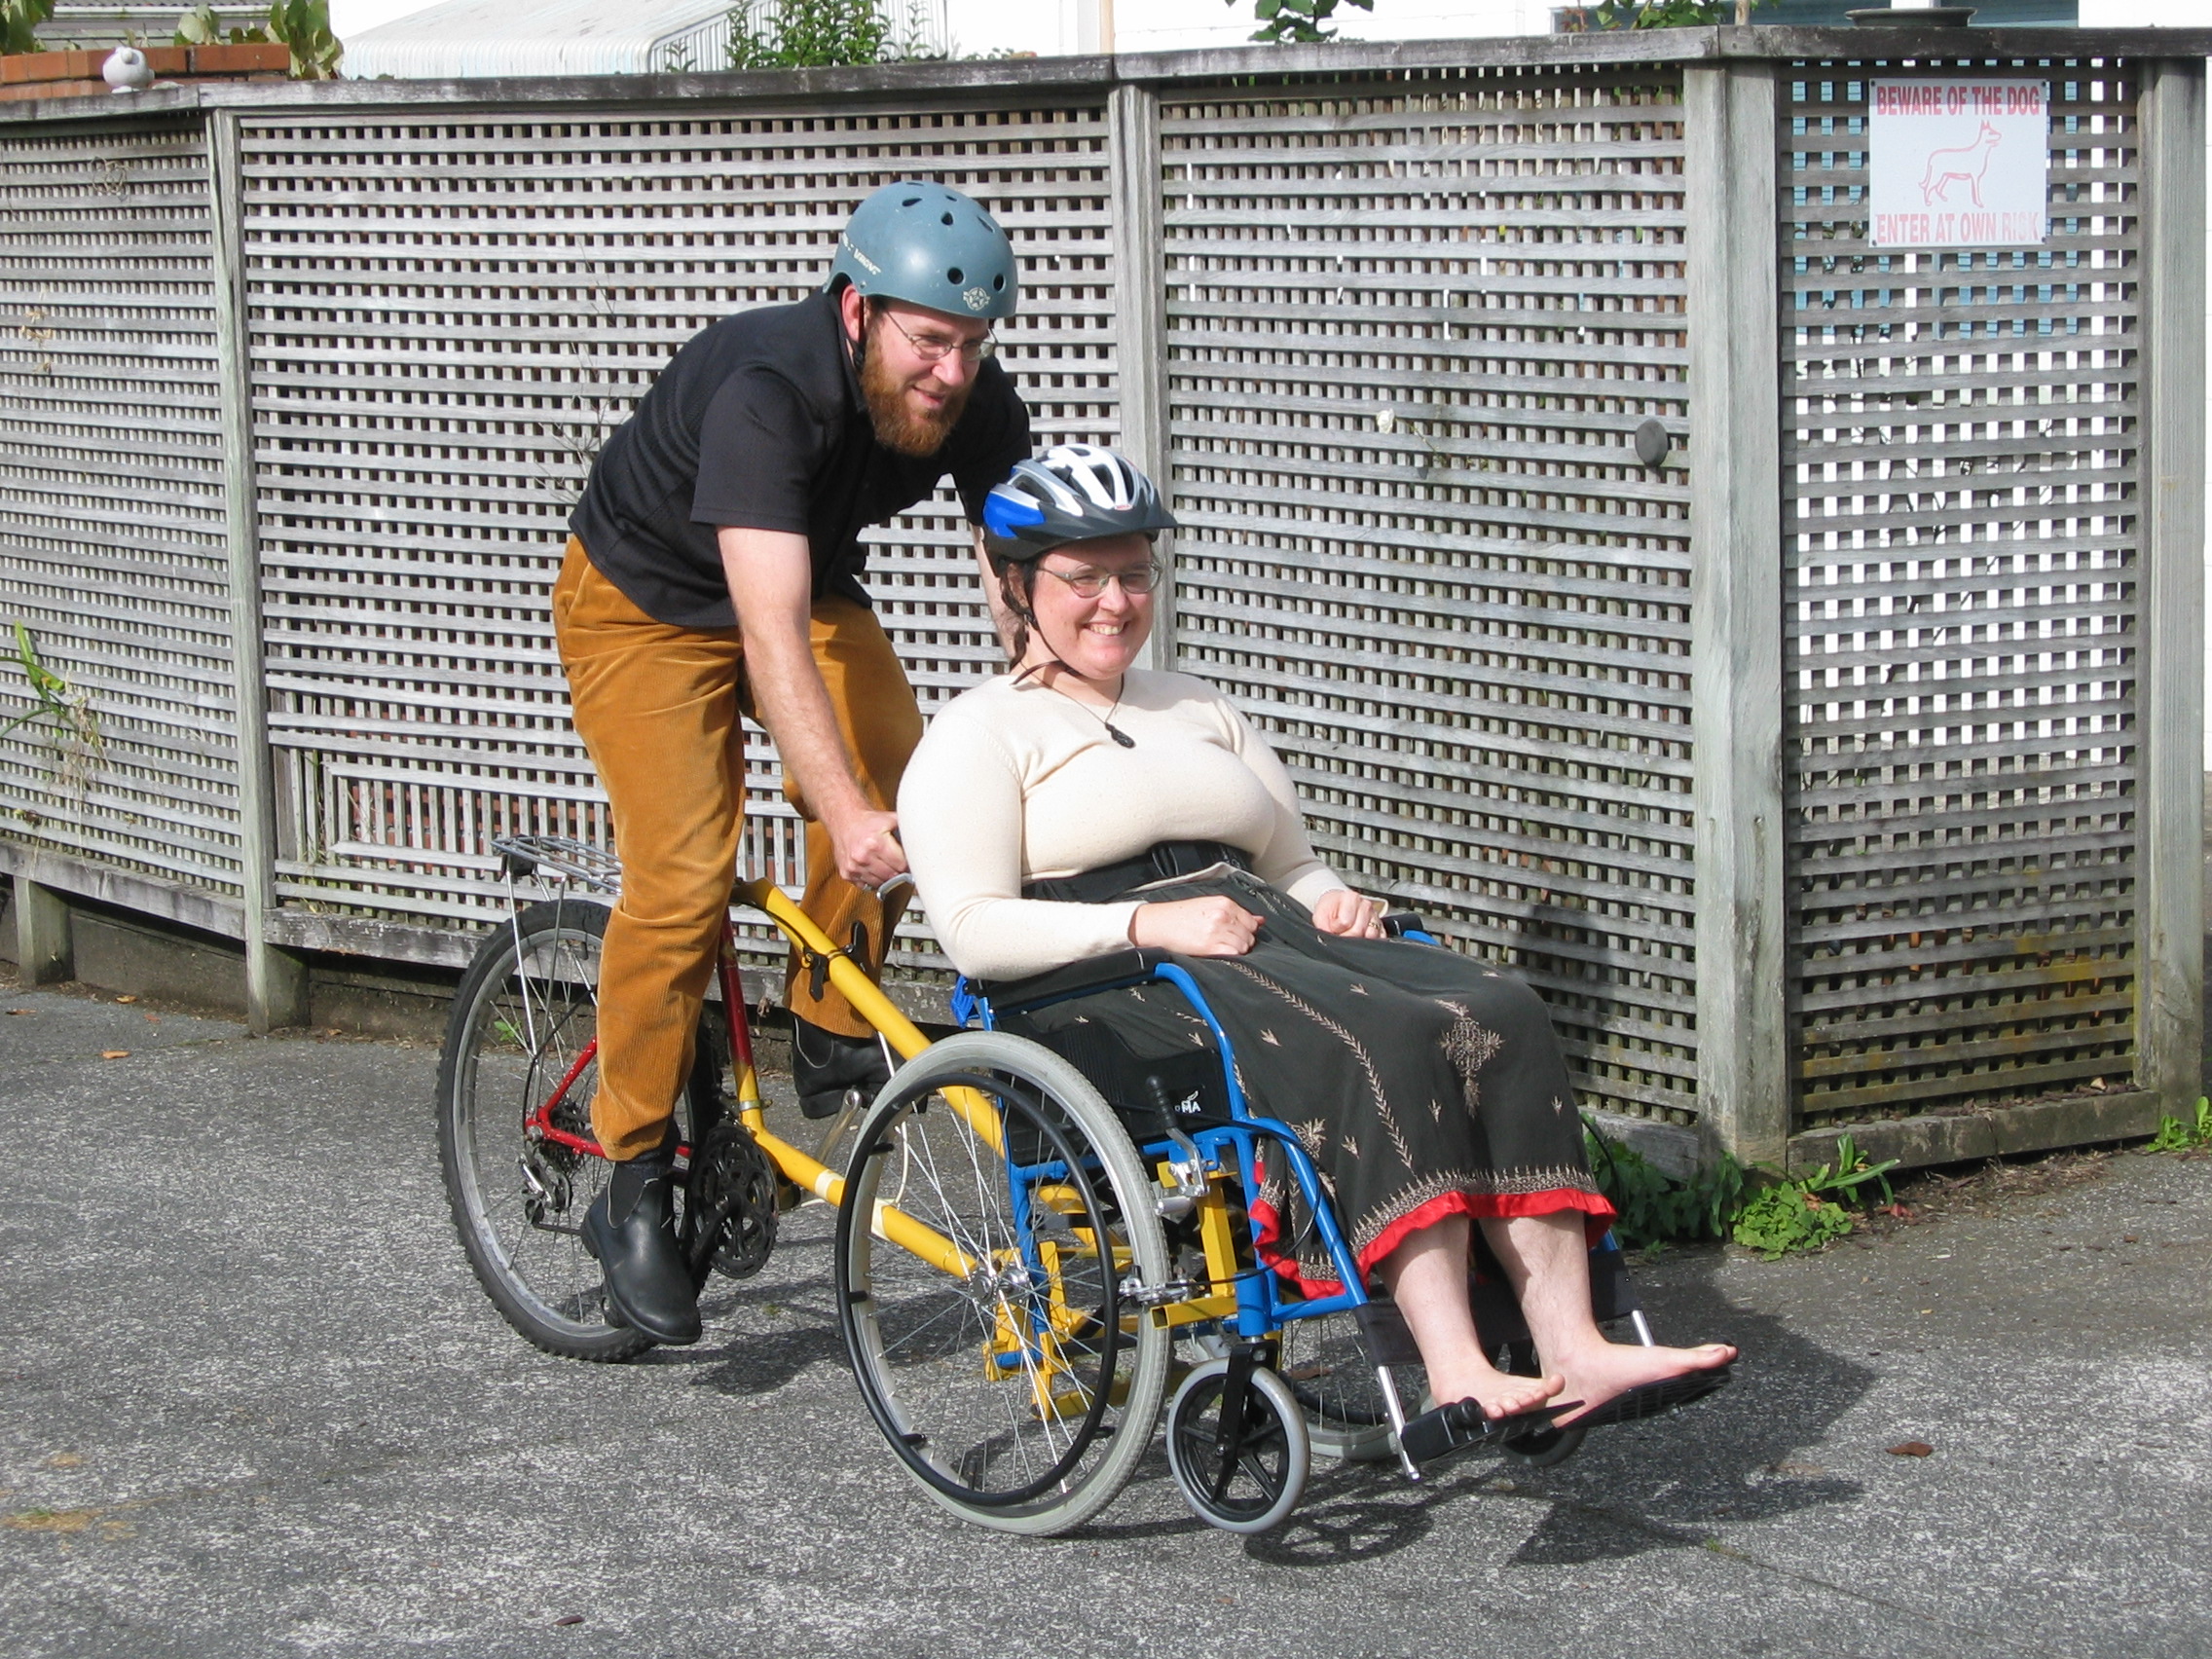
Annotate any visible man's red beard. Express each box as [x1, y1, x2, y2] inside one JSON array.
[[860, 322, 972, 458]]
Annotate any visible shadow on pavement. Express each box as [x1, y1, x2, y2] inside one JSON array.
[[1243, 1248, 1876, 1570], [618, 1221, 1876, 1570]]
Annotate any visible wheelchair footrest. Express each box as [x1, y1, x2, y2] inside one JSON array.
[[1399, 1399, 1563, 1465]]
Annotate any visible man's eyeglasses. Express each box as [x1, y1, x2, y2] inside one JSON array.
[[1035, 559, 1162, 599], [878, 307, 996, 365]]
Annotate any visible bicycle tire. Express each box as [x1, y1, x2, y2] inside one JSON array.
[[435, 898, 715, 1363], [834, 1031, 1172, 1536]]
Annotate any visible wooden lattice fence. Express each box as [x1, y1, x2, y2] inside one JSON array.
[[0, 30, 2203, 1172]]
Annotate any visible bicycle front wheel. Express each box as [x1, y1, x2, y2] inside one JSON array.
[[834, 1032, 1172, 1535], [435, 898, 712, 1362]]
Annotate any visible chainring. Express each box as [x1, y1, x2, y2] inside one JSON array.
[[686, 1119, 780, 1280]]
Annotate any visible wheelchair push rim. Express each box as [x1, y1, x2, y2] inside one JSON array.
[[833, 1032, 1173, 1537]]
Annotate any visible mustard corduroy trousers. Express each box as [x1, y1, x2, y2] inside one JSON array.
[[553, 537, 922, 1161]]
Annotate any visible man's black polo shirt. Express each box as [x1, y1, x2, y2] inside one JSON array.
[[570, 287, 1031, 628]]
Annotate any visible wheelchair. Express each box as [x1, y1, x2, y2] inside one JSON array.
[[831, 915, 1660, 1538]]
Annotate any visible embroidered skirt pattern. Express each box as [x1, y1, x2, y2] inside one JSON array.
[[1003, 872, 1614, 1297]]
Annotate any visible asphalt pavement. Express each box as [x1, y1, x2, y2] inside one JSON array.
[[2, 976, 2208, 1659]]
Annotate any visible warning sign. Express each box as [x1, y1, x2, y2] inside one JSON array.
[[1867, 79, 2049, 248]]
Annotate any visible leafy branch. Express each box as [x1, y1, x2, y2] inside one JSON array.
[[724, 0, 943, 69], [1228, 0, 1371, 46], [1576, 0, 1767, 29], [174, 1, 342, 79], [0, 0, 54, 55]]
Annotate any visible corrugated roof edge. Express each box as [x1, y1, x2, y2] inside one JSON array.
[[1, 26, 2205, 123]]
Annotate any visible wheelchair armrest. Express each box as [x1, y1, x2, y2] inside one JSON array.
[[974, 948, 1174, 1014], [1380, 911, 1430, 939]]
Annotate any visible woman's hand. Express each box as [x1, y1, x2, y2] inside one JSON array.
[[1309, 888, 1385, 939], [1127, 897, 1261, 956]]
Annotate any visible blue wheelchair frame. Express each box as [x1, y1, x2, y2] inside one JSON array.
[[950, 922, 1648, 1482], [951, 925, 1448, 1475]]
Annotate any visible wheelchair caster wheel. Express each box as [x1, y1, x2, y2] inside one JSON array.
[[1165, 1357, 1309, 1534], [1501, 1421, 1587, 1469]]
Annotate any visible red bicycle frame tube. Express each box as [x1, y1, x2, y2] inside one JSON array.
[[522, 919, 756, 1161]]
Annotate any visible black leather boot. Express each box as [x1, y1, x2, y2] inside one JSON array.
[[792, 1014, 892, 1121], [582, 1137, 701, 1346]]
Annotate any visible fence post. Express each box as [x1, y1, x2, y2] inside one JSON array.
[[2134, 56, 2207, 1119], [207, 110, 308, 1034], [14, 876, 73, 985], [1108, 79, 1174, 669], [1684, 59, 1789, 1171]]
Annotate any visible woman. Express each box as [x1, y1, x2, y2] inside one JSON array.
[[897, 444, 1736, 1437]]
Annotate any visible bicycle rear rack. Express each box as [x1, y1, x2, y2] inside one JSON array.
[[491, 834, 622, 896]]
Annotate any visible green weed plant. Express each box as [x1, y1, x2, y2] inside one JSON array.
[[1582, 1121, 1899, 1260], [2148, 1096, 2212, 1153], [1, 622, 101, 794], [1730, 1183, 1853, 1257], [1580, 1124, 1742, 1250]]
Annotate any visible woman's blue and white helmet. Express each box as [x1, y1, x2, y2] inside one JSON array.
[[982, 444, 1177, 563], [827, 180, 1018, 321]]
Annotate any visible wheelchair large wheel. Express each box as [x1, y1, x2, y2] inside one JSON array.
[[1277, 1309, 1413, 1463], [1165, 1359, 1310, 1534], [834, 1032, 1172, 1536], [435, 899, 714, 1363]]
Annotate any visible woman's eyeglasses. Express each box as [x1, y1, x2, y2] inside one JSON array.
[[879, 308, 997, 365], [1036, 560, 1162, 598]]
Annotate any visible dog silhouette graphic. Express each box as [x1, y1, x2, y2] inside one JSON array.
[[1920, 122, 2003, 207]]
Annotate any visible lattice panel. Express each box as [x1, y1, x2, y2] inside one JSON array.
[[237, 101, 1118, 962], [1161, 69, 1697, 1124], [0, 120, 241, 894], [1784, 60, 2139, 1125]]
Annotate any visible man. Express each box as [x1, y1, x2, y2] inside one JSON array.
[[554, 180, 1032, 1346]]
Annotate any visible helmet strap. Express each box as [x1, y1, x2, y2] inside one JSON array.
[[1004, 566, 1083, 682]]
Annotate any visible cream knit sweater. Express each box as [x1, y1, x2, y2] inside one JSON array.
[[897, 668, 1350, 980]]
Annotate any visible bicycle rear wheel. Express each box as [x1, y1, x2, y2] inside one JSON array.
[[834, 1032, 1172, 1535], [435, 899, 714, 1362]]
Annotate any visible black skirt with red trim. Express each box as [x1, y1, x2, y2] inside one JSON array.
[[1001, 871, 1615, 1300]]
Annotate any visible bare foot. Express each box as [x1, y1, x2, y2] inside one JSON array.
[[1547, 1340, 1737, 1427], [1423, 1357, 1564, 1421]]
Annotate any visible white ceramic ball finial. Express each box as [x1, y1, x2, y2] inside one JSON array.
[[103, 46, 155, 93]]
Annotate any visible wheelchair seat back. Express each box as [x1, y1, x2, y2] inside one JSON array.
[[996, 1003, 1239, 1143]]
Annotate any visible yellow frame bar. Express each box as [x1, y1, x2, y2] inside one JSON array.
[[722, 876, 1012, 1282], [736, 878, 1005, 1156]]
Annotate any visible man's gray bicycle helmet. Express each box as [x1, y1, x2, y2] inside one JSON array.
[[827, 180, 1018, 321], [983, 444, 1177, 562]]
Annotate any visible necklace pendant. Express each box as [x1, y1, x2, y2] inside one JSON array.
[[1108, 724, 1136, 749]]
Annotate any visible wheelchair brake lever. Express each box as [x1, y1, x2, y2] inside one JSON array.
[[1155, 1127, 1208, 1220]]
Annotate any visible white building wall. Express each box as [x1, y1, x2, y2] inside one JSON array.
[[944, 0, 1536, 60], [330, 0, 448, 36]]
